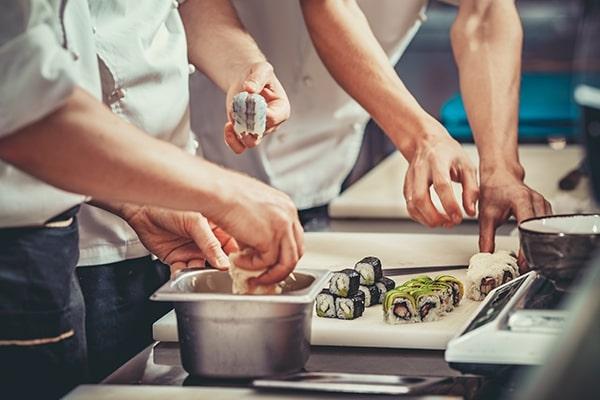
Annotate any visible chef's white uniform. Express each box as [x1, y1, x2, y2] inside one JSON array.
[[76, 0, 196, 266], [191, 0, 458, 211]]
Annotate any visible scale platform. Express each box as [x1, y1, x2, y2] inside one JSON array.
[[445, 271, 567, 374]]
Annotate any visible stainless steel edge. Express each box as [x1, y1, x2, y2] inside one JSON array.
[[151, 268, 331, 303]]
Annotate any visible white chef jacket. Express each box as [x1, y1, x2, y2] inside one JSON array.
[[0, 0, 193, 264], [77, 0, 195, 266], [0, 0, 100, 228], [191, 0, 458, 210]]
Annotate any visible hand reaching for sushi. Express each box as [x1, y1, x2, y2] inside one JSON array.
[[118, 205, 239, 275], [224, 62, 290, 153], [403, 128, 479, 228], [478, 168, 552, 256]]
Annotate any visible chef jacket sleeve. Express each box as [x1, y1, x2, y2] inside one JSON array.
[[0, 0, 78, 137]]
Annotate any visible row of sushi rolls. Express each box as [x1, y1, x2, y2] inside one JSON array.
[[315, 251, 519, 324]]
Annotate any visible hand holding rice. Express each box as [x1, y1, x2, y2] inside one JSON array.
[[228, 254, 282, 295]]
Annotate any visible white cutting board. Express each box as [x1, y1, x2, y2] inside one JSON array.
[[329, 144, 591, 219], [153, 232, 519, 349]]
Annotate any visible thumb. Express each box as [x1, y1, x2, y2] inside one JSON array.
[[243, 63, 273, 94], [188, 216, 231, 270]]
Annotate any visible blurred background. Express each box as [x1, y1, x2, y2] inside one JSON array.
[[348, 0, 591, 186]]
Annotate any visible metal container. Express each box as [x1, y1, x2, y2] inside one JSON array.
[[151, 268, 330, 378]]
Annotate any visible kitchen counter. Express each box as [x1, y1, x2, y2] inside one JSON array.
[[66, 217, 525, 399]]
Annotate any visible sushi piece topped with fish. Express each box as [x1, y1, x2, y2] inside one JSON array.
[[466, 251, 519, 301], [329, 269, 360, 297], [354, 256, 383, 286]]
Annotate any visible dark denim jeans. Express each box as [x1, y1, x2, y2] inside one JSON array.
[[77, 256, 171, 382], [0, 207, 86, 400]]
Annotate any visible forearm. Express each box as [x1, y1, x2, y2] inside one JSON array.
[[300, 0, 438, 159], [180, 0, 266, 91], [0, 87, 241, 221], [451, 0, 523, 177]]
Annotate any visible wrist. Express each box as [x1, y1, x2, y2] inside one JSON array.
[[480, 157, 524, 181], [385, 114, 450, 161]]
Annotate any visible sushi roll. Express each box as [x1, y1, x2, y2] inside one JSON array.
[[383, 289, 418, 324], [375, 277, 396, 304], [466, 251, 519, 301], [399, 275, 433, 289], [315, 289, 336, 318], [354, 256, 383, 285], [411, 287, 443, 322], [329, 269, 360, 297], [435, 275, 464, 306], [335, 291, 365, 320], [428, 282, 454, 313], [358, 285, 380, 307], [232, 91, 267, 139]]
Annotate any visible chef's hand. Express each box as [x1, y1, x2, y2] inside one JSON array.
[[224, 61, 290, 154], [402, 122, 478, 228], [212, 178, 304, 285], [120, 205, 239, 276], [478, 167, 552, 258]]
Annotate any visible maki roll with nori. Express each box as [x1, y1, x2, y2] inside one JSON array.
[[359, 285, 380, 307], [335, 291, 365, 320], [384, 289, 418, 324], [375, 277, 396, 304], [435, 275, 464, 306], [315, 289, 337, 318], [354, 256, 383, 285], [329, 269, 360, 297]]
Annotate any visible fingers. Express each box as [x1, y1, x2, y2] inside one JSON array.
[[531, 192, 548, 217], [232, 243, 279, 272], [432, 174, 462, 225], [478, 212, 497, 253], [243, 62, 274, 94], [224, 122, 246, 154], [406, 166, 451, 228], [458, 163, 479, 217], [512, 195, 536, 223], [188, 215, 231, 270], [170, 261, 187, 277], [252, 227, 299, 285], [293, 221, 305, 260]]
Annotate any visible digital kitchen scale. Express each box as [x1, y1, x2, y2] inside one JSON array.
[[445, 271, 567, 374]]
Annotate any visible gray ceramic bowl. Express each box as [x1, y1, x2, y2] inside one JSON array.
[[519, 214, 600, 290]]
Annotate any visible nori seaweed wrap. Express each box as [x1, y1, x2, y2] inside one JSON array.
[[359, 285, 380, 307], [329, 269, 360, 297], [375, 277, 396, 304], [354, 256, 383, 285], [315, 289, 337, 318], [335, 291, 366, 320]]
